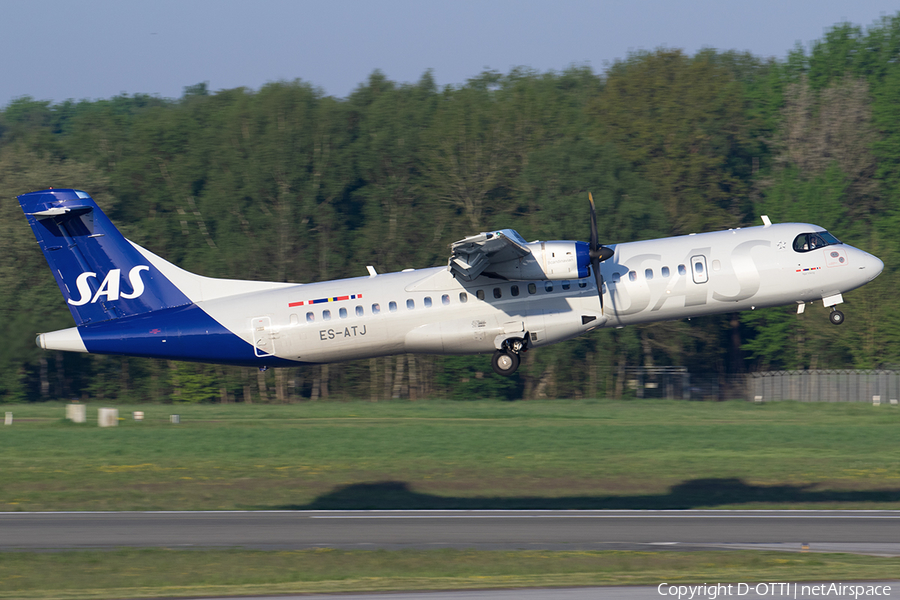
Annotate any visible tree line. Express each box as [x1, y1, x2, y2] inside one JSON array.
[[2, 15, 899, 402]]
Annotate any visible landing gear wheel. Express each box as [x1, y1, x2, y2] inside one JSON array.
[[492, 350, 520, 376], [829, 309, 844, 325]]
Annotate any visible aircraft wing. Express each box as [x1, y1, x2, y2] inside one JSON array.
[[449, 228, 531, 281]]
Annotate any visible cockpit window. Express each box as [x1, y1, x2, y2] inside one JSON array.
[[792, 231, 841, 253]]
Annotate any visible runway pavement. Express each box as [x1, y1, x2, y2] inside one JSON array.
[[2, 509, 900, 554]]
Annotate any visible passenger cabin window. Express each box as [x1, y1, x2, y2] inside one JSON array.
[[511, 285, 519, 297], [545, 281, 553, 292], [372, 303, 381, 314], [424, 296, 432, 308], [493, 287, 502, 299], [406, 299, 415, 310], [562, 280, 570, 290], [339, 307, 348, 319], [694, 261, 704, 274], [612, 272, 621, 283], [356, 306, 364, 316], [678, 264, 687, 275], [442, 294, 450, 305], [323, 310, 331, 321], [290, 314, 299, 325], [793, 231, 841, 252], [389, 301, 398, 313], [628, 271, 637, 282], [306, 312, 315, 323], [459, 292, 468, 303], [477, 289, 485, 300], [661, 266, 670, 277], [528, 283, 537, 294], [578, 280, 587, 288], [645, 268, 653, 280]]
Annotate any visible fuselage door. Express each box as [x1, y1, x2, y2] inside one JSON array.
[[252, 316, 275, 357], [691, 255, 709, 284]]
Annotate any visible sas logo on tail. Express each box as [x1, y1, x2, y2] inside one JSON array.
[[68, 266, 150, 306]]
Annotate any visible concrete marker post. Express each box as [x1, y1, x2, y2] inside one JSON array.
[[66, 403, 86, 423], [98, 408, 118, 427]]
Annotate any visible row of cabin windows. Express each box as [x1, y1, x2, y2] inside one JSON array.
[[305, 292, 467, 322], [475, 279, 588, 300], [300, 279, 590, 323], [613, 262, 719, 283], [297, 264, 728, 323], [612, 265, 686, 283]]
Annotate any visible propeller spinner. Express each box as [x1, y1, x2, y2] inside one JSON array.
[[588, 193, 614, 312]]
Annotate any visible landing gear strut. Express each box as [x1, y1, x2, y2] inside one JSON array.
[[829, 307, 844, 325]]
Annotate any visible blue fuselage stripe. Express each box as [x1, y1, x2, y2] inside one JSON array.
[[78, 304, 302, 367]]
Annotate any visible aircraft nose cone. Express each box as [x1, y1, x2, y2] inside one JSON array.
[[862, 252, 884, 281]]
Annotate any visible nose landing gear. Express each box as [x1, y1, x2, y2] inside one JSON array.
[[829, 307, 844, 325]]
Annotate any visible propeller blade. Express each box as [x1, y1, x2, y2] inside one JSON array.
[[593, 254, 604, 313], [587, 192, 614, 313]]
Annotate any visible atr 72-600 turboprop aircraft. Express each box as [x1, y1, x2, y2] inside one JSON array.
[[19, 189, 883, 376]]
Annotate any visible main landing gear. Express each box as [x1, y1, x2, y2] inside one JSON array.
[[492, 338, 526, 376], [829, 307, 845, 325], [492, 350, 520, 376]]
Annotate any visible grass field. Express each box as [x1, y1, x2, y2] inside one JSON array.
[[1, 548, 898, 600], [2, 399, 900, 511]]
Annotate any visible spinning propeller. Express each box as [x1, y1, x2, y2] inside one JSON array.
[[588, 192, 614, 313]]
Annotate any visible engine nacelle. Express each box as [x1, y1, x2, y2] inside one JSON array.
[[486, 241, 590, 281]]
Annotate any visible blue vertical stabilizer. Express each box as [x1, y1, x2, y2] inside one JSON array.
[[18, 189, 191, 325]]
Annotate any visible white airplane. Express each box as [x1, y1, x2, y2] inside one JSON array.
[[19, 189, 883, 376]]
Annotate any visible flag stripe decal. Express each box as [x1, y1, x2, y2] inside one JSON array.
[[288, 293, 362, 308]]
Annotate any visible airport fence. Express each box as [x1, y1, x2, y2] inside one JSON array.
[[624, 366, 745, 401], [625, 367, 900, 403], [746, 369, 900, 403]]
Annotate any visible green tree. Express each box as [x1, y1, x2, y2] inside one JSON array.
[[591, 50, 757, 234], [0, 146, 113, 401]]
